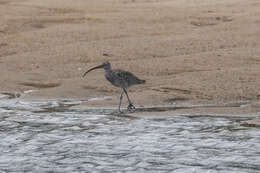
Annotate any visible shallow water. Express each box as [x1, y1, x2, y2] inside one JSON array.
[[0, 98, 260, 173]]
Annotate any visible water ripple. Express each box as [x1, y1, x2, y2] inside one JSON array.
[[0, 99, 260, 172]]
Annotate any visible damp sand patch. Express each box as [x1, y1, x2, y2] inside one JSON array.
[[20, 82, 61, 89]]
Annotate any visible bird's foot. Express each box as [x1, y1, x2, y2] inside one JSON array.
[[127, 103, 135, 112]]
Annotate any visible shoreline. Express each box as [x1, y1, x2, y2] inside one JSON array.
[[1, 90, 260, 125], [1, 90, 259, 115]]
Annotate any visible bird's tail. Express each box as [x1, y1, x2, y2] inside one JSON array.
[[138, 79, 146, 84]]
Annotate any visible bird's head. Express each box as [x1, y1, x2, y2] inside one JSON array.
[[102, 61, 111, 70], [82, 61, 111, 77]]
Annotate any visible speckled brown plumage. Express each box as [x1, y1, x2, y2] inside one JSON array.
[[83, 61, 145, 112]]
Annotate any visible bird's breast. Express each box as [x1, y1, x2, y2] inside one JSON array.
[[105, 73, 127, 88]]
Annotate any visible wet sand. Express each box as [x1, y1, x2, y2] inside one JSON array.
[[1, 0, 260, 119]]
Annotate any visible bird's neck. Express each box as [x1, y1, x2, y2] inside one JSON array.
[[104, 67, 111, 72]]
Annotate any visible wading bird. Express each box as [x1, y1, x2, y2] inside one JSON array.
[[82, 61, 145, 112]]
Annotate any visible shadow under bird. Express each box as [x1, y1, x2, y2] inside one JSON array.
[[82, 61, 145, 112]]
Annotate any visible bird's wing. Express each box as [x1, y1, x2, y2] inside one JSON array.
[[113, 69, 135, 80], [113, 69, 142, 84]]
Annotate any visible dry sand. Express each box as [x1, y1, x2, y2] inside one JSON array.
[[1, 0, 260, 118]]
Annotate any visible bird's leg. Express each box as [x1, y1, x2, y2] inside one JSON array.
[[123, 88, 135, 112], [118, 90, 124, 113]]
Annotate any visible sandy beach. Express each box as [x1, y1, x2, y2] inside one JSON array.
[[1, 0, 260, 117]]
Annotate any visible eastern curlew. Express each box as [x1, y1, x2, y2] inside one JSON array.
[[82, 61, 145, 112]]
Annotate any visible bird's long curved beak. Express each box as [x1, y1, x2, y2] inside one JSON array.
[[82, 64, 104, 77]]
